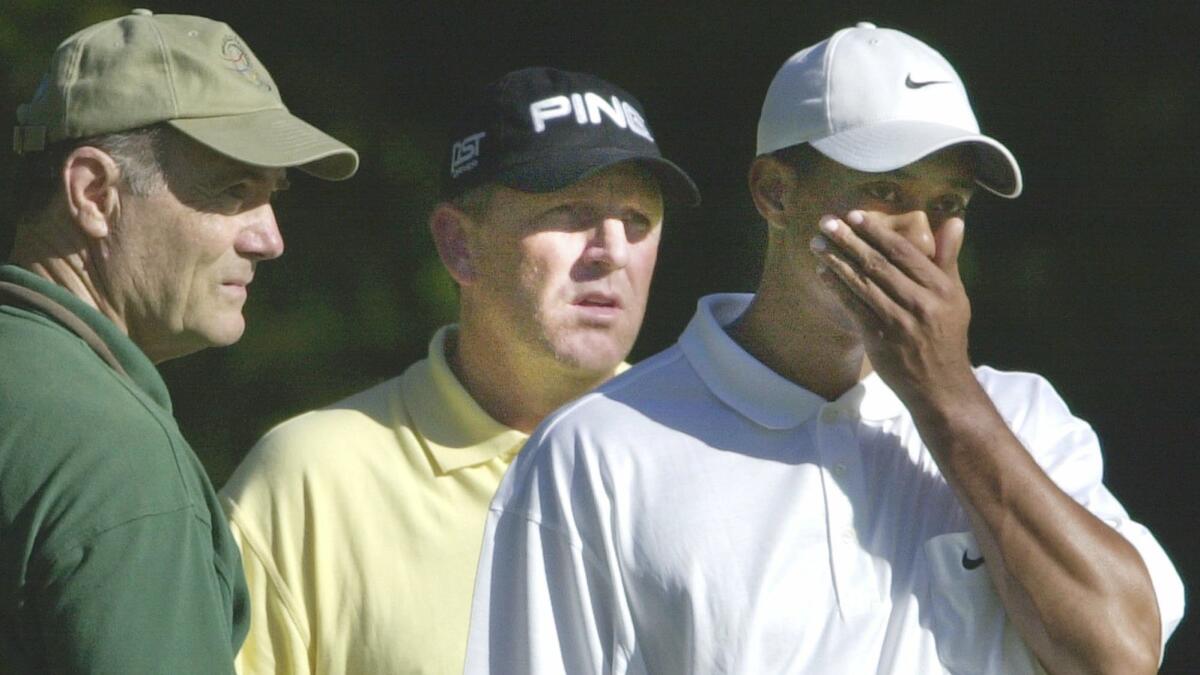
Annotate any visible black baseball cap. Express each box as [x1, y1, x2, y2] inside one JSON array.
[[442, 67, 699, 206]]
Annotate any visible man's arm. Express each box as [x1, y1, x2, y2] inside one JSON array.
[[33, 509, 239, 674], [811, 211, 1180, 675]]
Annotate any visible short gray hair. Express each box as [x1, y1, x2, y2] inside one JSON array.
[[90, 126, 171, 196], [14, 124, 172, 226]]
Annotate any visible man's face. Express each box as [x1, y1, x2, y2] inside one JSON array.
[[106, 137, 287, 362], [464, 163, 664, 377], [779, 146, 976, 328]]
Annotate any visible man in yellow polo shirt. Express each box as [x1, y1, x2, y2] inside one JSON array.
[[219, 67, 699, 673]]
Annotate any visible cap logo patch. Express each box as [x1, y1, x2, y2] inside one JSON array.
[[221, 37, 271, 91], [529, 92, 653, 142], [451, 131, 486, 177], [904, 73, 950, 90]]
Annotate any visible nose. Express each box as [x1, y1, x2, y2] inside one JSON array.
[[890, 210, 936, 259], [583, 217, 631, 270], [236, 203, 285, 261]]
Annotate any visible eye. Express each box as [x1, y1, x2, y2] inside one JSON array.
[[540, 203, 599, 231], [863, 182, 900, 204], [224, 182, 251, 201], [931, 193, 969, 216], [622, 212, 656, 240]]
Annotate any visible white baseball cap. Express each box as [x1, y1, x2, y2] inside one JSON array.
[[757, 22, 1021, 198]]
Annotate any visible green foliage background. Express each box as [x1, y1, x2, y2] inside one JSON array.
[[2, 1, 1196, 665]]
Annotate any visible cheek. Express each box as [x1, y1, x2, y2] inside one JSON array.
[[627, 245, 660, 291], [518, 236, 581, 292], [515, 258, 548, 303], [177, 218, 232, 275]]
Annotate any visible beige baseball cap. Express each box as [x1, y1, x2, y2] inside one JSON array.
[[13, 9, 358, 181]]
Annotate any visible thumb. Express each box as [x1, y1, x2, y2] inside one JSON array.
[[934, 217, 965, 273]]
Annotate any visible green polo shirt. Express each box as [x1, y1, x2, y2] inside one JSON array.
[[0, 264, 248, 673]]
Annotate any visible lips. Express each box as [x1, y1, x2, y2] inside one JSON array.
[[574, 292, 620, 309], [220, 274, 253, 298], [572, 291, 623, 323]]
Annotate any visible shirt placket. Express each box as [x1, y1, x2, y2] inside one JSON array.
[[815, 402, 876, 620]]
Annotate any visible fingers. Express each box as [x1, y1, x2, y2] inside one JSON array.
[[812, 212, 932, 315], [811, 235, 902, 329], [809, 210, 974, 392], [818, 210, 964, 290], [934, 217, 965, 273]]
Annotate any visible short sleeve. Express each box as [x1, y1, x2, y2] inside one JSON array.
[[33, 509, 238, 674], [984, 368, 1187, 657], [465, 426, 646, 675]]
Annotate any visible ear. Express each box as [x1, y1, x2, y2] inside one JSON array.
[[429, 202, 477, 286], [63, 146, 123, 239], [748, 155, 790, 223]]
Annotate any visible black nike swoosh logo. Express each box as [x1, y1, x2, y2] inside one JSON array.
[[905, 74, 951, 89], [961, 551, 985, 570]]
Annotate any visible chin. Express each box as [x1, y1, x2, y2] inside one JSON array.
[[198, 316, 248, 349], [552, 334, 632, 375]]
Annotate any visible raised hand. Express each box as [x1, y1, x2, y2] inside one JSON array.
[[808, 209, 977, 407]]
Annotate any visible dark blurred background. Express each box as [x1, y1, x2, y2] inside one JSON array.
[[2, 1, 1196, 667]]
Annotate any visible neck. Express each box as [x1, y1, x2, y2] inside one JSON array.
[[10, 226, 125, 334], [447, 320, 615, 434], [729, 268, 873, 401]]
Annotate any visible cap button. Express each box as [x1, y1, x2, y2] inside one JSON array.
[[131, 8, 153, 16], [856, 21, 877, 29]]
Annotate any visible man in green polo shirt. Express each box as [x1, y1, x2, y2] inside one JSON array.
[[0, 10, 356, 673], [220, 67, 699, 673]]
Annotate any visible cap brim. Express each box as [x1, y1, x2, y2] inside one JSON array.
[[496, 147, 701, 207], [168, 108, 359, 181], [810, 120, 1022, 198]]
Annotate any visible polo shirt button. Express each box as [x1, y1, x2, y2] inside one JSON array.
[[842, 527, 856, 543], [833, 462, 847, 476], [820, 408, 839, 423]]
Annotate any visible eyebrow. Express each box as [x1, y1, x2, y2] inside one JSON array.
[[202, 164, 287, 189], [889, 167, 976, 192]]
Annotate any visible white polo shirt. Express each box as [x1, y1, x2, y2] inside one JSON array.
[[466, 294, 1184, 674]]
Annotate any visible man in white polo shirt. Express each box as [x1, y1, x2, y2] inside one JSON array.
[[465, 25, 1185, 674], [219, 67, 698, 673]]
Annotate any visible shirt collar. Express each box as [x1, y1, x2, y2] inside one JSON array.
[[841, 371, 905, 422], [0, 264, 173, 412], [678, 294, 904, 429], [402, 325, 529, 473]]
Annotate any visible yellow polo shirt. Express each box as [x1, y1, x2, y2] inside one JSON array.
[[220, 326, 530, 674]]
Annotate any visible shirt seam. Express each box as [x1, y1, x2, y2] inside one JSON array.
[[487, 506, 636, 664], [35, 503, 204, 570], [223, 498, 313, 646], [489, 506, 607, 571]]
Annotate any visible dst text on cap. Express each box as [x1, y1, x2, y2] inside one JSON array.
[[13, 9, 358, 181], [443, 66, 700, 206], [757, 22, 1021, 198]]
